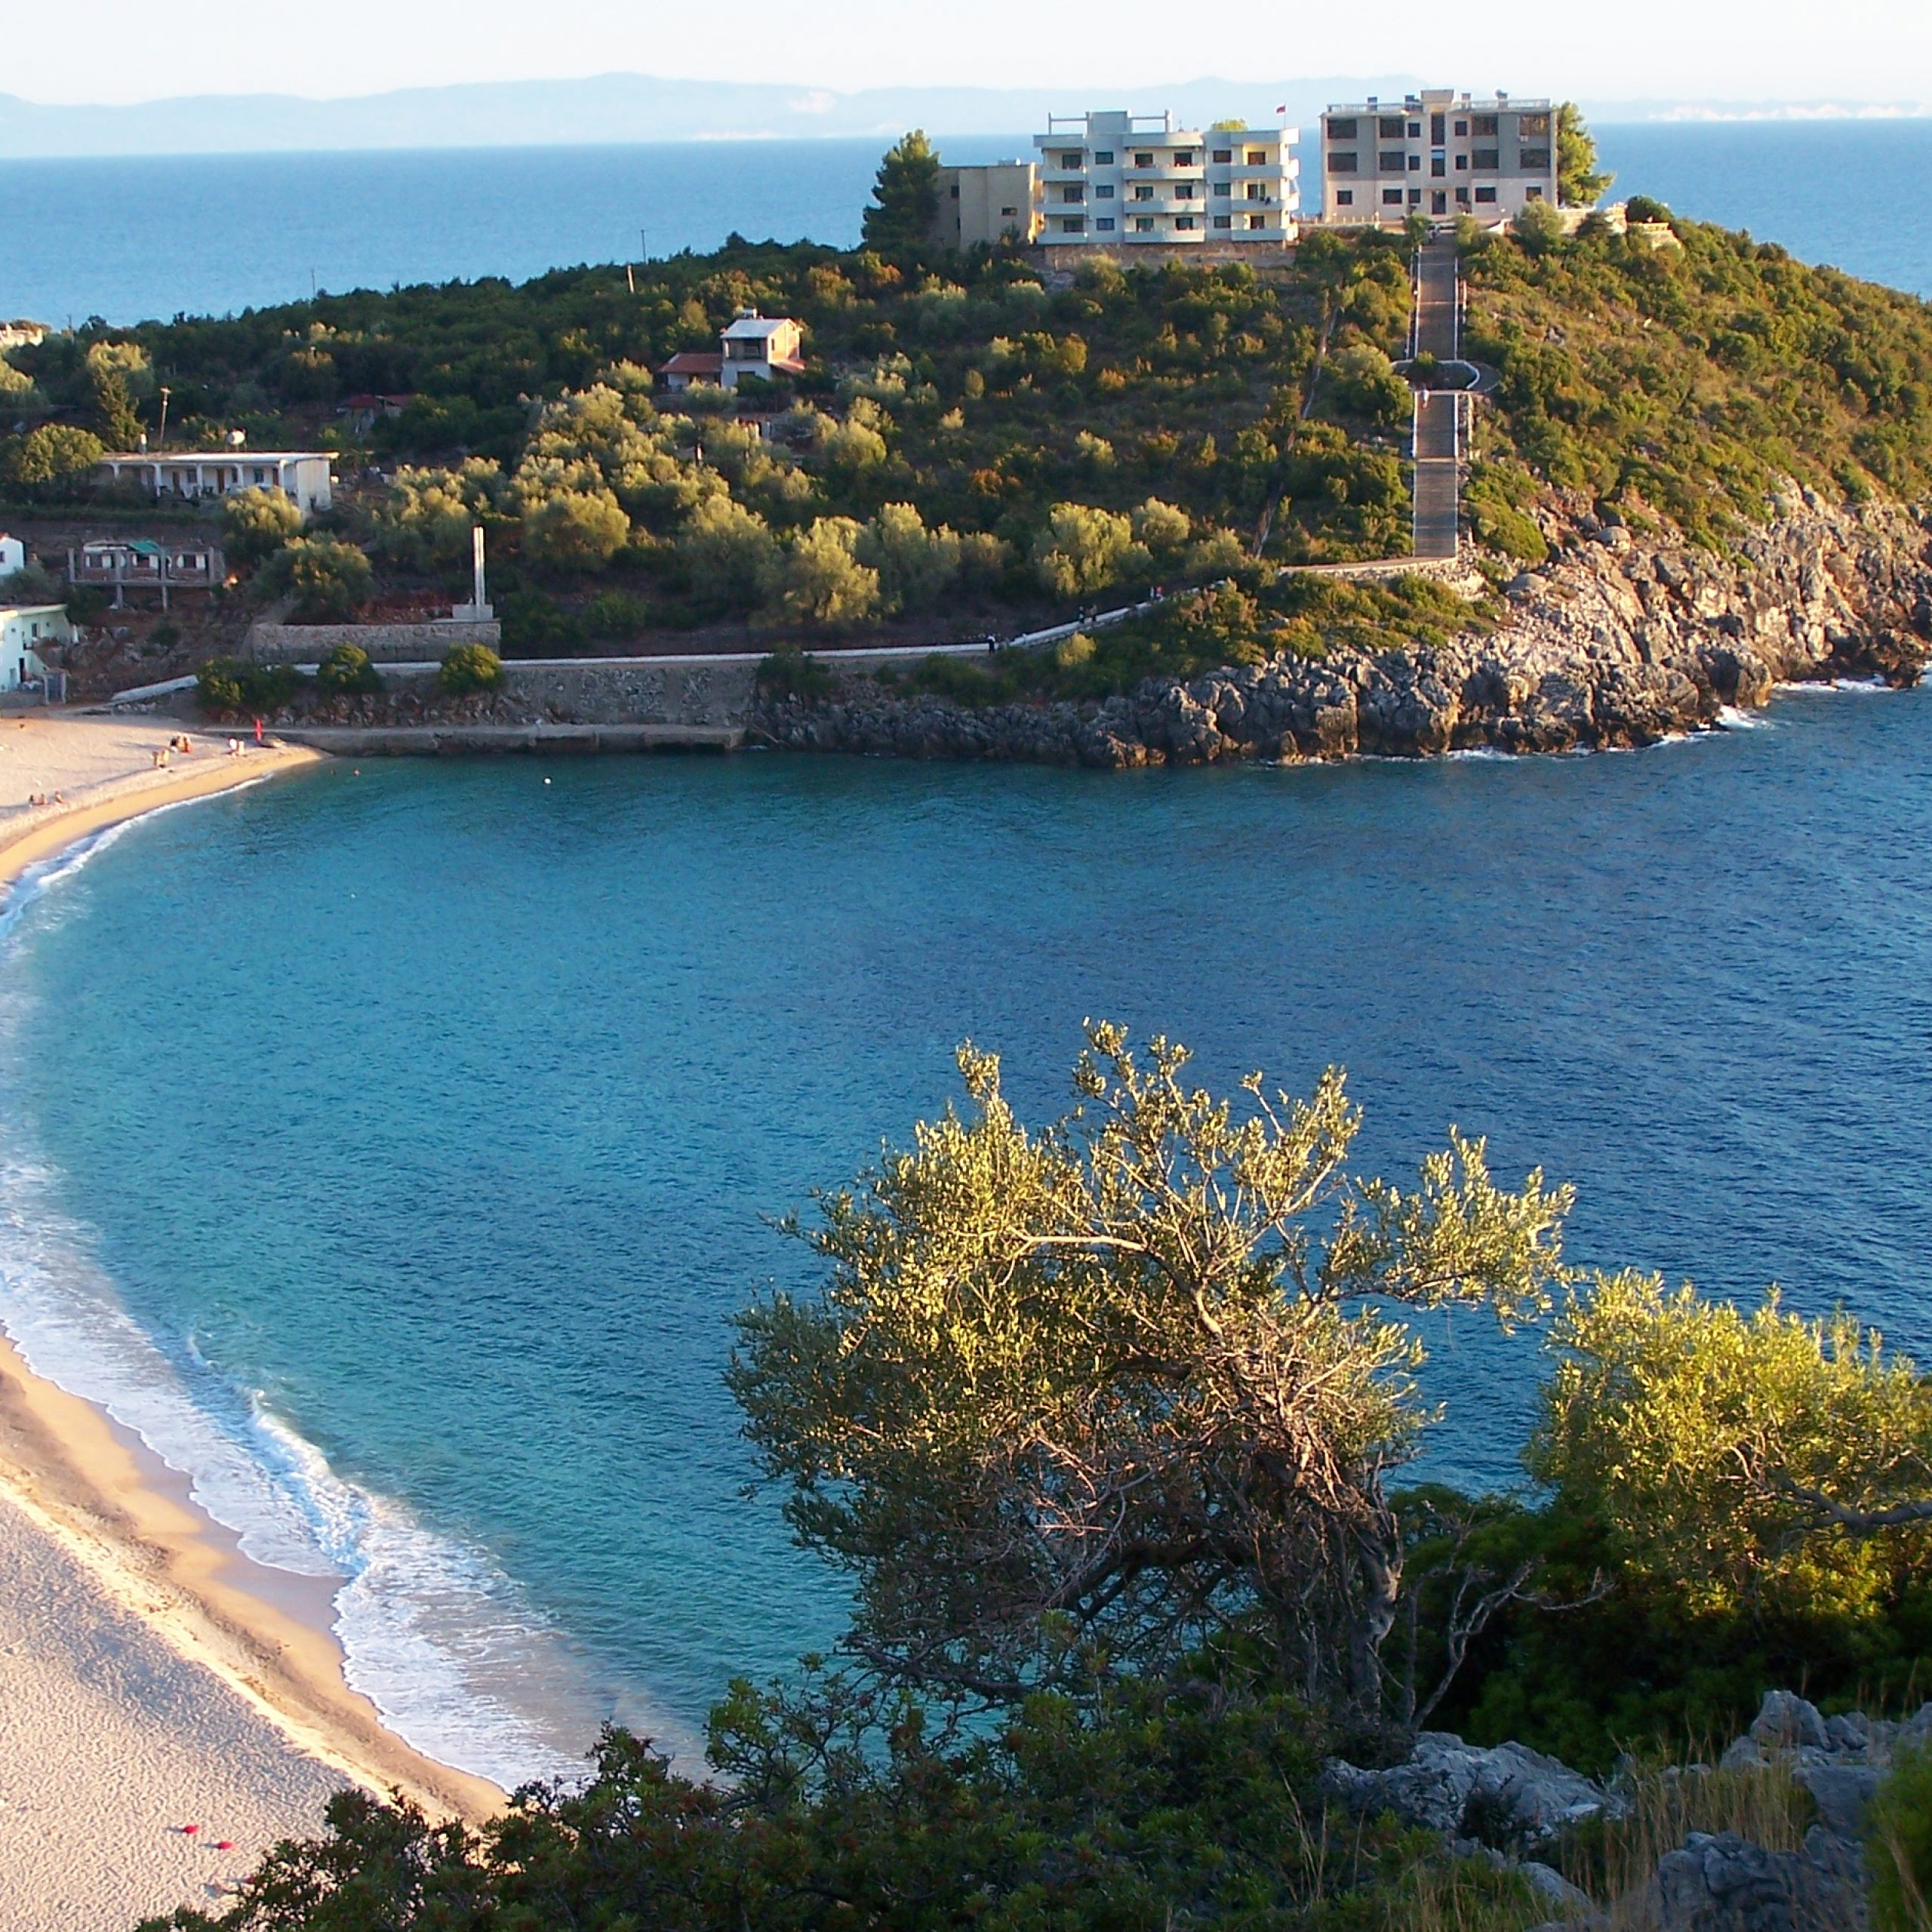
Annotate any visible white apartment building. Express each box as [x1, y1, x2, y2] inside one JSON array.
[[1320, 91, 1558, 226], [1033, 112, 1299, 247], [92, 450, 335, 515]]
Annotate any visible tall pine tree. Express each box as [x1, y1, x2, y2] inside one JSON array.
[[862, 130, 940, 260]]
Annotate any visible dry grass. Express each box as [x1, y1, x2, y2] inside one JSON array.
[[1552, 1749, 1818, 1927]]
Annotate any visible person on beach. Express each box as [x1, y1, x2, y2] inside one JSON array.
[[253, 716, 264, 746]]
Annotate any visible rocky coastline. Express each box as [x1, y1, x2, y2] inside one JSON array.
[[749, 495, 1932, 768]]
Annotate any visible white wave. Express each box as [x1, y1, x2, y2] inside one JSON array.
[[1715, 705, 1771, 730], [0, 814, 598, 1792]]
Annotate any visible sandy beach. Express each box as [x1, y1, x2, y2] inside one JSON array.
[[0, 711, 504, 1930]]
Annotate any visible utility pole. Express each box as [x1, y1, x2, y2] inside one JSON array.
[[156, 385, 171, 452], [639, 227, 648, 263]]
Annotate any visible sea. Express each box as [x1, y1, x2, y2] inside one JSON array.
[[2, 124, 1931, 1790]]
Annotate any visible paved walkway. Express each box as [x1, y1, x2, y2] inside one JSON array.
[[1411, 238, 1463, 561]]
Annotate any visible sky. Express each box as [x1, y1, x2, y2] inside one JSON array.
[[7, 0, 1930, 107]]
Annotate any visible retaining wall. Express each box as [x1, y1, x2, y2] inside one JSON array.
[[246, 619, 501, 663]]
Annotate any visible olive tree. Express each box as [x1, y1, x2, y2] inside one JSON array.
[[730, 1026, 1571, 1719], [678, 496, 781, 612], [764, 518, 881, 629], [1032, 503, 1148, 598], [1531, 1272, 1932, 1620], [521, 487, 631, 574], [257, 536, 372, 619], [223, 485, 305, 565]]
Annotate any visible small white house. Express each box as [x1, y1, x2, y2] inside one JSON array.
[[92, 451, 335, 515], [1, 604, 70, 692], [0, 534, 24, 578], [660, 311, 807, 392]]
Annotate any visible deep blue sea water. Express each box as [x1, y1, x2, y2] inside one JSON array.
[[5, 686, 1932, 1782], [0, 119, 1927, 328]]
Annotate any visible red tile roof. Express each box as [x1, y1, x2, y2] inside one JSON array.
[[660, 350, 724, 376]]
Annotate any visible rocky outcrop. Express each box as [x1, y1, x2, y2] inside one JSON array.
[[1321, 1732, 1626, 1854], [750, 497, 1932, 767], [1327, 1690, 1922, 1932]]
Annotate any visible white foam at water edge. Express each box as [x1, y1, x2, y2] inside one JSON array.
[[1715, 705, 1771, 730], [0, 811, 594, 1793]]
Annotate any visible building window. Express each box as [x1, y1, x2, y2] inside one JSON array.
[[1176, 214, 1195, 229], [1213, 214, 1232, 228], [1245, 181, 1266, 199], [1060, 216, 1085, 232], [1211, 147, 1232, 163], [1000, 205, 1017, 216], [1247, 214, 1266, 229], [1408, 155, 1421, 171], [1432, 190, 1447, 214], [1524, 186, 1544, 201], [1472, 148, 1500, 171], [1134, 217, 1155, 232], [1212, 181, 1230, 195], [1328, 151, 1358, 172], [1520, 146, 1552, 171], [1379, 150, 1404, 171], [1094, 149, 1113, 164], [1096, 217, 1115, 230], [1454, 119, 1468, 136], [1246, 148, 1266, 164], [1520, 112, 1551, 136], [1456, 186, 1470, 205], [1430, 155, 1446, 177], [1382, 187, 1404, 205], [1095, 183, 1115, 198], [1060, 185, 1084, 202], [1176, 150, 1195, 166], [1407, 120, 1421, 137], [1134, 151, 1154, 167], [1475, 186, 1497, 204], [1408, 187, 1422, 205], [1379, 115, 1404, 136], [1335, 190, 1354, 207], [1175, 182, 1196, 198], [1454, 154, 1467, 170], [1472, 113, 1498, 136], [1327, 117, 1358, 137], [1059, 151, 1081, 168], [1431, 112, 1445, 142], [1133, 183, 1154, 200]]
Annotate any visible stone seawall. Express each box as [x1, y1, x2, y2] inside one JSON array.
[[245, 620, 502, 664], [750, 497, 1932, 766]]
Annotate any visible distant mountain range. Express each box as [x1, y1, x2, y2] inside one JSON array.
[[0, 75, 1921, 160]]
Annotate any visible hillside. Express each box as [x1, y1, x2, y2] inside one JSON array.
[[5, 182, 1932, 694]]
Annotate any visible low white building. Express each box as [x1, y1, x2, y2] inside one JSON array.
[[1033, 112, 1299, 247], [1, 605, 69, 692], [660, 311, 808, 393], [92, 451, 335, 515], [0, 534, 24, 578], [1320, 90, 1558, 226]]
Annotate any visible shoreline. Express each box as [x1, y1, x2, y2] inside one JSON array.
[[0, 728, 506, 1878]]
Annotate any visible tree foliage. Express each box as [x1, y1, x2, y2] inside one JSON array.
[[862, 130, 940, 260], [256, 536, 372, 619], [1530, 1271, 1932, 1619], [1557, 103, 1611, 208], [731, 1025, 1571, 1719], [223, 485, 305, 565], [2, 423, 104, 496]]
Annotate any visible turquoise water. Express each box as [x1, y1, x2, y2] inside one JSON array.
[[5, 688, 1932, 1783]]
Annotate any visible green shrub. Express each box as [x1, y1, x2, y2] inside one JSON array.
[[755, 645, 835, 703], [1869, 1742, 1932, 1931], [196, 658, 300, 716], [438, 641, 504, 695], [257, 537, 373, 620], [223, 485, 303, 565], [1625, 195, 1672, 225], [315, 642, 383, 694]]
